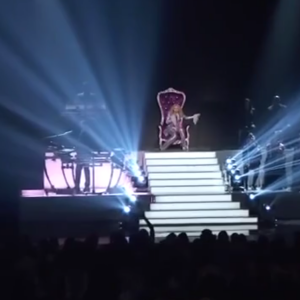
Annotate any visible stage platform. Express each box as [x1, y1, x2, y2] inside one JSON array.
[[20, 192, 152, 239], [242, 191, 300, 220], [20, 189, 300, 240], [19, 149, 300, 240]]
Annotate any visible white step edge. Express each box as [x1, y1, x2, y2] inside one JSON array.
[[151, 186, 225, 194], [155, 194, 232, 202], [145, 152, 216, 159], [140, 217, 258, 225], [150, 202, 240, 210], [145, 210, 249, 219], [146, 158, 218, 166], [148, 172, 223, 180], [139, 224, 258, 232], [149, 179, 224, 187], [147, 165, 220, 173]]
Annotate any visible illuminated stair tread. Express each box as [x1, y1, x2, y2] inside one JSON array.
[[155, 194, 232, 202], [144, 151, 258, 235], [145, 210, 249, 219], [148, 172, 223, 180], [140, 217, 258, 225], [146, 158, 218, 166], [149, 179, 223, 186], [150, 202, 240, 210]]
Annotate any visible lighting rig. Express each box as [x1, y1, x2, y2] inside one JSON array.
[[224, 158, 244, 192]]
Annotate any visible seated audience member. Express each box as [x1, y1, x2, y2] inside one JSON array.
[[2, 222, 300, 300]]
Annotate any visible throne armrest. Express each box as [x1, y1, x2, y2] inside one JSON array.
[[186, 125, 190, 148], [158, 124, 163, 146]]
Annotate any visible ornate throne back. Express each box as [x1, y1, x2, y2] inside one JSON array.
[[157, 87, 190, 148]]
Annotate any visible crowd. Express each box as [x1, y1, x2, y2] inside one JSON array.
[[1, 222, 300, 300]]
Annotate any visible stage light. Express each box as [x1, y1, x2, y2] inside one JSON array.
[[127, 159, 141, 176], [234, 174, 241, 181], [227, 164, 233, 170], [226, 158, 232, 164], [249, 194, 255, 200], [134, 165, 140, 173], [129, 195, 137, 203], [227, 163, 237, 173], [123, 206, 131, 213], [231, 169, 243, 191], [138, 175, 145, 183], [265, 205, 271, 211]]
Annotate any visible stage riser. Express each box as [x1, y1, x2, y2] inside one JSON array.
[[151, 202, 240, 210], [140, 224, 258, 232], [20, 195, 152, 223], [148, 165, 220, 173], [149, 179, 223, 187], [146, 210, 249, 219], [140, 217, 258, 225], [145, 152, 216, 159], [144, 151, 258, 235], [156, 195, 232, 202], [146, 158, 218, 166], [148, 172, 223, 180], [151, 186, 226, 194]]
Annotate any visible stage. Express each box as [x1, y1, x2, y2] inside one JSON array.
[[244, 191, 300, 221], [19, 188, 300, 239], [20, 192, 152, 239], [18, 148, 300, 240]]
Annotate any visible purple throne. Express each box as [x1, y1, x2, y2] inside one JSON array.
[[157, 87, 190, 148]]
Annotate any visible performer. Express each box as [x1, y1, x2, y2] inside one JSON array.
[[268, 95, 287, 114], [161, 104, 200, 151], [263, 132, 286, 189], [74, 121, 91, 193], [267, 95, 287, 130], [266, 94, 290, 150], [244, 98, 255, 130], [239, 98, 255, 147], [242, 133, 261, 190]]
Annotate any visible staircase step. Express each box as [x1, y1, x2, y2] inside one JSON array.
[[149, 172, 223, 180], [140, 217, 258, 225], [146, 158, 218, 166], [155, 194, 232, 202], [149, 178, 223, 187], [147, 165, 220, 173], [151, 202, 240, 210], [144, 151, 258, 232], [145, 152, 216, 159], [151, 186, 225, 195], [140, 224, 258, 232], [145, 209, 249, 219]]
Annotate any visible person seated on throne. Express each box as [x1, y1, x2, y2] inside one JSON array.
[[161, 104, 200, 151]]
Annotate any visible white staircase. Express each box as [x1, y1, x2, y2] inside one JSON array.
[[140, 151, 258, 238]]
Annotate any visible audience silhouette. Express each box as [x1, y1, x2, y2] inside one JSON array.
[[2, 222, 300, 300]]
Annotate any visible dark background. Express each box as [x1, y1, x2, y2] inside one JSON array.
[[1, 0, 300, 154]]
